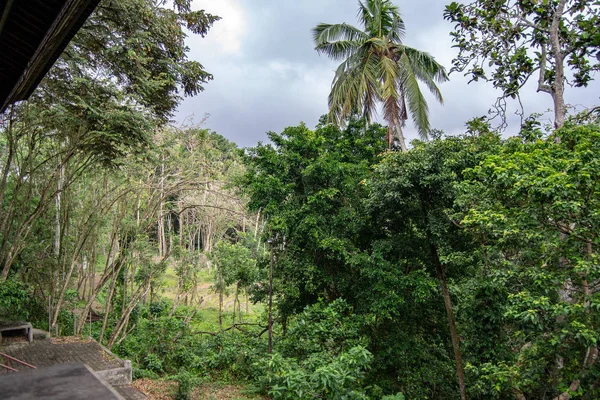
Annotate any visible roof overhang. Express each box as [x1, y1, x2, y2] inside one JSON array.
[[0, 0, 101, 113]]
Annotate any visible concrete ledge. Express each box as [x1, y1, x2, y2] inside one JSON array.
[[96, 360, 132, 386], [32, 328, 49, 340], [96, 342, 132, 385]]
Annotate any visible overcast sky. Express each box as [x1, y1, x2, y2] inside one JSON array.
[[175, 0, 600, 148]]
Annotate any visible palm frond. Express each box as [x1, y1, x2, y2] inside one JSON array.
[[313, 23, 367, 46], [328, 56, 363, 125], [357, 1, 374, 33], [313, 23, 368, 61], [403, 46, 449, 83], [328, 49, 379, 126], [379, 56, 400, 102], [387, 15, 406, 44], [379, 56, 403, 147], [401, 47, 448, 105], [360, 53, 381, 122], [359, 0, 402, 38], [399, 52, 431, 140], [315, 40, 362, 61]]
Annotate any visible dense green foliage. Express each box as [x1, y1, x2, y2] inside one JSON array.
[[1, 1, 599, 399], [457, 123, 600, 398], [241, 120, 600, 399], [243, 118, 388, 316], [0, 0, 220, 282]]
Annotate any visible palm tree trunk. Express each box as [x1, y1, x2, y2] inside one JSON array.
[[394, 126, 408, 152]]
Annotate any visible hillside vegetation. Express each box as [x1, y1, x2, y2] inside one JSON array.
[[1, 0, 600, 399]]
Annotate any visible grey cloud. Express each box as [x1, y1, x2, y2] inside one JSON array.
[[177, 0, 600, 148]]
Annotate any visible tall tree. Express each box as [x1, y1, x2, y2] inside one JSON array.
[[243, 119, 387, 315], [458, 124, 600, 399], [444, 0, 600, 130], [367, 132, 501, 400], [0, 0, 219, 280], [42, 0, 220, 123], [313, 0, 448, 150]]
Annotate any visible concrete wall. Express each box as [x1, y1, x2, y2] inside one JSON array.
[[96, 360, 132, 386]]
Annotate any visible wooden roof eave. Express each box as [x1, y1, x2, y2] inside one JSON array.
[[0, 0, 101, 113]]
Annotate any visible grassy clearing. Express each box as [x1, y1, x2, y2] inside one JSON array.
[[189, 307, 265, 332], [153, 264, 266, 332], [100, 261, 268, 397], [158, 266, 264, 314]]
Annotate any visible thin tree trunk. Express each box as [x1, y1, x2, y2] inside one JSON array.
[[1, 146, 79, 280], [246, 291, 249, 315], [158, 157, 166, 257], [54, 161, 64, 262], [179, 201, 184, 248], [420, 198, 466, 400], [268, 243, 274, 354], [78, 260, 87, 300], [432, 242, 466, 400], [167, 213, 173, 253], [232, 282, 240, 325], [77, 228, 120, 334], [107, 278, 153, 349], [52, 203, 98, 327], [89, 255, 95, 308], [121, 263, 127, 315], [50, 160, 66, 332], [0, 106, 15, 220], [99, 270, 119, 344], [552, 240, 599, 400], [549, 0, 567, 131], [218, 284, 223, 331]]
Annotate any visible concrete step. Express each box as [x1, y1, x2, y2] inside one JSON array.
[[114, 385, 147, 400]]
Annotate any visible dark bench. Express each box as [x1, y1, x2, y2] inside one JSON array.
[[0, 321, 33, 343]]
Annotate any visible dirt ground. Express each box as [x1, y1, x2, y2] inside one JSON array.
[[132, 379, 267, 400]]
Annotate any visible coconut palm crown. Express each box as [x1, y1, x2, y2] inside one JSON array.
[[313, 0, 449, 150]]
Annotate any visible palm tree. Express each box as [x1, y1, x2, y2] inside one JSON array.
[[313, 0, 448, 151]]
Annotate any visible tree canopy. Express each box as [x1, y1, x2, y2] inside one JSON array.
[[445, 0, 600, 129]]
